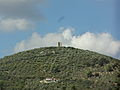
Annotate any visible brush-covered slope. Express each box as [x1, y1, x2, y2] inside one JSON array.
[[0, 47, 120, 90]]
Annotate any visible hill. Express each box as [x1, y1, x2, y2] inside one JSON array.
[[0, 47, 120, 90]]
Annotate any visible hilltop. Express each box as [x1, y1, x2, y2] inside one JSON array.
[[0, 47, 120, 90]]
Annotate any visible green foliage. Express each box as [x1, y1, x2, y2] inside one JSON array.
[[0, 47, 120, 90], [86, 71, 93, 78], [105, 64, 113, 72]]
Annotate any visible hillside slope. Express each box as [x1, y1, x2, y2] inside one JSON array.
[[0, 47, 120, 90]]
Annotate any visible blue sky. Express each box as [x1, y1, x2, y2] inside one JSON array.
[[0, 0, 120, 59], [40, 0, 115, 34]]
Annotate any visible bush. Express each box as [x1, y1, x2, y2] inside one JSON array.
[[105, 64, 113, 72], [97, 58, 110, 66], [86, 71, 93, 78]]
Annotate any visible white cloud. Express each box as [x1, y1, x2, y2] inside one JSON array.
[[62, 28, 73, 40], [71, 32, 120, 57], [14, 28, 120, 58], [14, 29, 72, 52], [0, 18, 34, 31], [0, 0, 45, 32]]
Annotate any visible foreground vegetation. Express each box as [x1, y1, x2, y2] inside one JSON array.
[[0, 47, 120, 90]]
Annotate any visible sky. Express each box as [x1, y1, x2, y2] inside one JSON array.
[[0, 0, 120, 59]]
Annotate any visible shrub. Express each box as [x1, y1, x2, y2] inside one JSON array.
[[86, 71, 93, 78], [105, 64, 113, 72]]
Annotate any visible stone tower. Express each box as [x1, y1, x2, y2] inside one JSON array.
[[58, 42, 62, 47]]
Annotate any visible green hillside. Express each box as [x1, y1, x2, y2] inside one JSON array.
[[0, 47, 120, 90]]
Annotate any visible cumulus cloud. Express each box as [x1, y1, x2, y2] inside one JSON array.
[[0, 0, 45, 31], [0, 18, 34, 31], [71, 32, 120, 57], [14, 28, 72, 52], [14, 28, 120, 58]]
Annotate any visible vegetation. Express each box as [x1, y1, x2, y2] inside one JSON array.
[[0, 47, 120, 90]]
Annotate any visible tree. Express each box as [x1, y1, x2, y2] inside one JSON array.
[[71, 86, 77, 90]]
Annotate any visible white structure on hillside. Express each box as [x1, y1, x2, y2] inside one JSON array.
[[40, 77, 59, 83]]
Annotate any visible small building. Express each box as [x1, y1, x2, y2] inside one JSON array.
[[40, 77, 59, 83], [45, 78, 53, 81]]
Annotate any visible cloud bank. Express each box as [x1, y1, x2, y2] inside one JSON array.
[[14, 28, 120, 58], [0, 18, 34, 31], [0, 0, 44, 31], [0, 0, 43, 20]]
